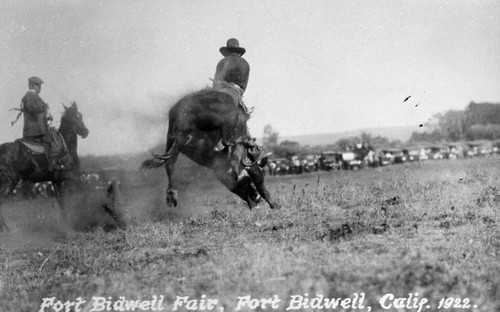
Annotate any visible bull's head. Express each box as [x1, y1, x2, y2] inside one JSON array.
[[101, 180, 127, 231], [68, 179, 127, 232]]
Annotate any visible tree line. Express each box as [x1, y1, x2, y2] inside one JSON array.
[[262, 125, 403, 158], [264, 102, 500, 158], [410, 102, 500, 143]]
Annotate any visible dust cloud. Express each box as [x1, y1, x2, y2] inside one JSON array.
[[0, 165, 233, 252]]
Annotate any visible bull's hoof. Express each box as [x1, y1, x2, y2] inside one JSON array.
[[247, 201, 257, 210], [246, 194, 263, 210], [167, 189, 178, 207], [0, 215, 9, 232], [0, 222, 10, 232], [56, 222, 76, 240], [270, 202, 282, 210]]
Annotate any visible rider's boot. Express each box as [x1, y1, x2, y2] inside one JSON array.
[[230, 144, 245, 177], [44, 142, 56, 171], [214, 140, 225, 152]]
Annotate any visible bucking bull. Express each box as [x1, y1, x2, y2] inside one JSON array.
[[141, 88, 281, 210]]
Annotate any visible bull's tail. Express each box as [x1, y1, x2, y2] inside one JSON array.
[[140, 138, 181, 172], [139, 153, 170, 171]]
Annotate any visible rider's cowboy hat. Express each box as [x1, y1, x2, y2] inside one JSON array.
[[28, 76, 44, 85], [219, 38, 246, 57]]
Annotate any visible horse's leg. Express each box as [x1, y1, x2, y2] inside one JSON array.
[[52, 181, 68, 223], [246, 165, 281, 210], [164, 139, 180, 207], [0, 174, 20, 231]]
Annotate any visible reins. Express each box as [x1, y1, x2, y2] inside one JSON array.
[[9, 101, 23, 126]]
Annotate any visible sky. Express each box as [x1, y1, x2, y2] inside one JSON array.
[[1, 0, 499, 156]]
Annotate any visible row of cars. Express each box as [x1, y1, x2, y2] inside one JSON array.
[[267, 140, 500, 175], [268, 151, 366, 175], [268, 155, 320, 175]]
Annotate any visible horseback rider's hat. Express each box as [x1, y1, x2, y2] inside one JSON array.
[[28, 76, 44, 85], [219, 38, 246, 57]]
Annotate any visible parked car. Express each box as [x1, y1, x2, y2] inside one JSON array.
[[447, 143, 464, 159], [466, 140, 493, 157], [492, 139, 500, 154], [403, 148, 421, 162], [389, 148, 406, 164], [320, 151, 342, 171], [423, 145, 450, 160], [302, 154, 318, 172], [290, 155, 302, 174], [377, 149, 395, 166], [273, 158, 291, 175], [341, 151, 363, 170]]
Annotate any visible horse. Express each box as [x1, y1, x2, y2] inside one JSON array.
[[0, 101, 89, 231], [141, 88, 281, 210]]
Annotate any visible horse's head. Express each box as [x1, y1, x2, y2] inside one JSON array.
[[62, 101, 89, 139]]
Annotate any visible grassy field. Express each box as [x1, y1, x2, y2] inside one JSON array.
[[1, 157, 499, 312]]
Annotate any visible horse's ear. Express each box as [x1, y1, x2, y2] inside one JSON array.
[[63, 104, 68, 110], [72, 101, 78, 108]]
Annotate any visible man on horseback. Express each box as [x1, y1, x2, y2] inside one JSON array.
[[212, 38, 261, 177], [212, 38, 250, 104], [20, 76, 57, 170], [140, 39, 280, 210], [213, 38, 251, 144]]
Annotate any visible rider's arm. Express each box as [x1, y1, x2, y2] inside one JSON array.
[[23, 92, 48, 114], [213, 59, 225, 88], [239, 61, 250, 92]]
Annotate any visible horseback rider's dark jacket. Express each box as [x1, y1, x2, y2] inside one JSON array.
[[213, 54, 250, 94], [22, 90, 49, 138]]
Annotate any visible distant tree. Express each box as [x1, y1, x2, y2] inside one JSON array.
[[435, 110, 466, 141], [388, 140, 403, 148], [334, 133, 396, 150], [272, 140, 301, 158], [263, 124, 279, 149], [467, 124, 500, 141], [335, 137, 358, 151], [360, 132, 372, 144], [409, 129, 444, 144], [318, 143, 339, 152], [464, 102, 500, 128], [371, 135, 390, 147], [336, 138, 351, 151], [279, 140, 300, 147]]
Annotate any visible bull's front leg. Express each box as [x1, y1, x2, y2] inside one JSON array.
[[246, 164, 281, 210]]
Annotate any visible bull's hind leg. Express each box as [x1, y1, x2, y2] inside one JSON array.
[[164, 139, 181, 207], [246, 165, 281, 210]]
